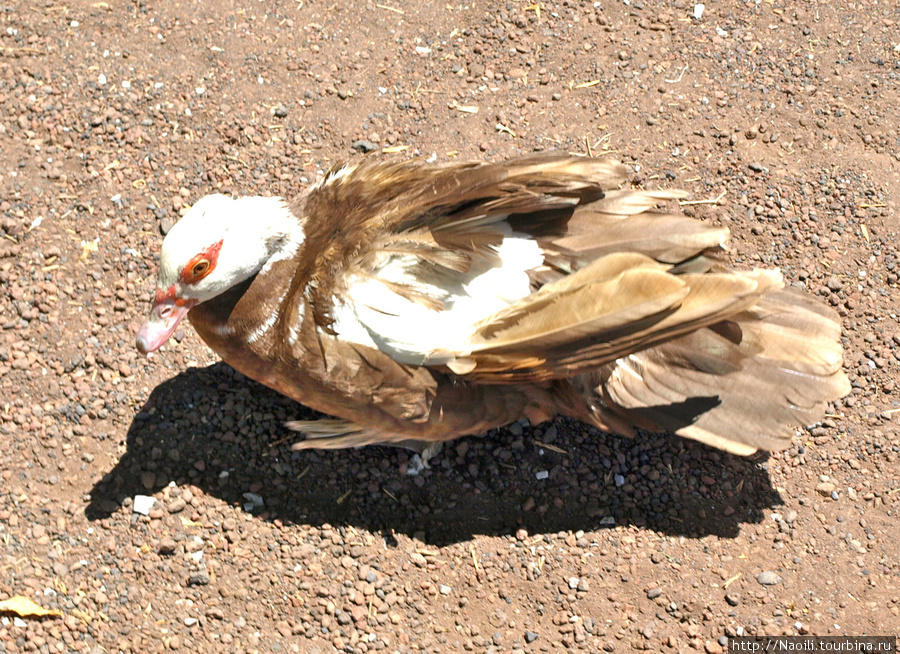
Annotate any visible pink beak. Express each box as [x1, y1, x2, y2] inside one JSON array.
[[136, 297, 196, 354]]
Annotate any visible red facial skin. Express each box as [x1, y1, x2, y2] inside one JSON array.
[[136, 240, 223, 354]]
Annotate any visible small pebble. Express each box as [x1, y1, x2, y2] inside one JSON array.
[[158, 537, 177, 555], [757, 571, 781, 586], [351, 139, 378, 153], [816, 482, 836, 497]]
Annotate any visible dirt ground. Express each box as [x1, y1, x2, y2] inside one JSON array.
[[1, 0, 899, 652]]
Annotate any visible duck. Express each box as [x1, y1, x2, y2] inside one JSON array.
[[136, 154, 850, 456]]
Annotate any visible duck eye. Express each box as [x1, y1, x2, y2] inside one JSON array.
[[191, 260, 210, 277], [179, 239, 222, 285]]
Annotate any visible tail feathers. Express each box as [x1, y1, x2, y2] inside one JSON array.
[[580, 289, 850, 454]]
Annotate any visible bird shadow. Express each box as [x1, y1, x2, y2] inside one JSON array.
[[87, 363, 782, 546]]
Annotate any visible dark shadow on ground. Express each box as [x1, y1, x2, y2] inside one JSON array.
[[87, 363, 782, 546]]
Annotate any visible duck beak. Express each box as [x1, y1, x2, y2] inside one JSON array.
[[136, 296, 197, 354]]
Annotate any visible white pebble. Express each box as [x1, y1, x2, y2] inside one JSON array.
[[97, 73, 107, 86], [535, 470, 549, 480], [133, 495, 156, 515], [693, 3, 705, 20]]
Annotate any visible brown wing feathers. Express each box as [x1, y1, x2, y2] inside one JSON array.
[[415, 155, 844, 453], [459, 261, 781, 382], [287, 155, 627, 331], [284, 154, 848, 454]]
